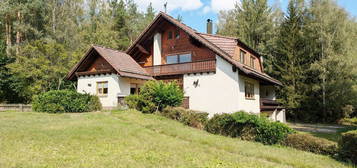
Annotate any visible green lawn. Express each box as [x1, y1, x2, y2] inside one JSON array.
[[0, 110, 353, 168]]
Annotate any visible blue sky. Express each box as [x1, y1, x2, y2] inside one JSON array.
[[134, 0, 357, 33]]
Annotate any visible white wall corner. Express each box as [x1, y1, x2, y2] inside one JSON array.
[[153, 33, 162, 65]]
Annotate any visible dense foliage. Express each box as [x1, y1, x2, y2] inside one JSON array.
[[160, 106, 208, 129], [0, 0, 155, 103], [338, 130, 357, 164], [32, 90, 101, 113], [217, 0, 357, 122], [283, 133, 337, 155], [125, 81, 184, 113], [205, 112, 295, 145]]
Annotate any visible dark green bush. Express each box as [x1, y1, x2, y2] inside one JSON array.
[[283, 133, 337, 156], [161, 107, 208, 129], [204, 113, 236, 136], [124, 81, 184, 113], [32, 90, 102, 113], [205, 111, 294, 144], [338, 130, 357, 164]]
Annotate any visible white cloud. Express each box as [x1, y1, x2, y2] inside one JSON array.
[[210, 0, 240, 12], [134, 0, 204, 13], [202, 6, 211, 14]]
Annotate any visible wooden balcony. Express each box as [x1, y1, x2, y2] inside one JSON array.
[[144, 60, 216, 76], [260, 98, 284, 111]]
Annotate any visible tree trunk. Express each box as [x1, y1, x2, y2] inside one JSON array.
[[5, 14, 12, 55], [52, 0, 56, 34], [16, 11, 22, 55]]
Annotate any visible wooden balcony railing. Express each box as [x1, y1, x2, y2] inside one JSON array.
[[144, 60, 216, 76], [260, 98, 284, 111]]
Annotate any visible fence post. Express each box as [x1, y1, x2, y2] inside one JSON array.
[[20, 104, 23, 112]]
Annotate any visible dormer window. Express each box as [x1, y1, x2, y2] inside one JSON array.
[[240, 50, 245, 64], [168, 31, 173, 40]]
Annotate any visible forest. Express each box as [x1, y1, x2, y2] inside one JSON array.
[[0, 0, 356, 122]]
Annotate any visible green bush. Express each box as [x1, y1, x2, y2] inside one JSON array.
[[161, 107, 208, 129], [283, 133, 337, 156], [205, 111, 294, 144], [339, 117, 357, 126], [32, 90, 102, 113], [338, 130, 357, 164], [204, 113, 236, 136], [124, 81, 184, 113]]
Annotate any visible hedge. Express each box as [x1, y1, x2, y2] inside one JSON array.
[[32, 90, 102, 113], [160, 107, 208, 129], [205, 112, 294, 145], [338, 130, 357, 164], [283, 133, 337, 156]]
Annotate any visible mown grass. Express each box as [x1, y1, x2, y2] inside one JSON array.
[[0, 110, 353, 168]]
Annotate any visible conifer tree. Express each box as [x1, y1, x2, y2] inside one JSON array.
[[272, 0, 307, 119]]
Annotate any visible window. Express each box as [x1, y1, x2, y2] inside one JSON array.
[[166, 53, 192, 64], [240, 50, 246, 64], [179, 53, 192, 63], [168, 31, 173, 40], [130, 83, 140, 94], [166, 55, 178, 64], [175, 30, 180, 39], [97, 81, 108, 96], [245, 82, 254, 99], [250, 56, 255, 68]]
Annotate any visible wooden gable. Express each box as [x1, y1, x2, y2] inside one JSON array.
[[129, 19, 215, 67]]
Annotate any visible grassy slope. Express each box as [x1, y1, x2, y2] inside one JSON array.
[[0, 110, 352, 168]]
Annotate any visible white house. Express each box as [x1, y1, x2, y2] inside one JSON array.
[[66, 12, 286, 122]]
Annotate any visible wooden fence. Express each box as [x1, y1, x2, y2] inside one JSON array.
[[0, 104, 32, 112]]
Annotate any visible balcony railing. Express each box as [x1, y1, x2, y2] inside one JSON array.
[[144, 60, 216, 76], [260, 98, 284, 111]]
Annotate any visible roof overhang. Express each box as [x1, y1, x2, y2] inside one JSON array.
[[66, 46, 153, 81]]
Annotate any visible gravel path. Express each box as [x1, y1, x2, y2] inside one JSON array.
[[288, 122, 346, 133]]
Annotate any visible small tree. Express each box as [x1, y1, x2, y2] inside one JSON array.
[[125, 80, 184, 113]]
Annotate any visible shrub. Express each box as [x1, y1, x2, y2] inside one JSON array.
[[124, 81, 184, 113], [338, 130, 357, 164], [283, 133, 337, 156], [161, 107, 208, 129], [32, 90, 102, 113], [204, 113, 236, 136], [205, 111, 294, 145], [339, 117, 357, 126]]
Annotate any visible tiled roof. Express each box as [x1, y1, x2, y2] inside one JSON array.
[[197, 33, 236, 57], [66, 45, 153, 80]]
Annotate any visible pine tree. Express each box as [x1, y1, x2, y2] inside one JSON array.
[[272, 0, 307, 120], [145, 2, 155, 25]]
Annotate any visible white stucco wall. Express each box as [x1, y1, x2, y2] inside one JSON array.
[[183, 55, 260, 116], [268, 109, 286, 123], [153, 33, 162, 65], [78, 74, 148, 107]]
